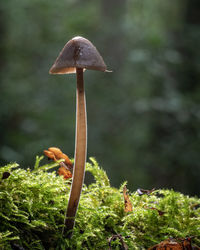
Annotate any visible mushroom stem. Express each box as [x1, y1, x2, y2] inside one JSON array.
[[63, 67, 87, 236]]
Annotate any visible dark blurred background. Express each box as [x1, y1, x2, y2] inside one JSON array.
[[0, 0, 200, 196]]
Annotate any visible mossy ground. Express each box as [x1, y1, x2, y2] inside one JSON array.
[[0, 157, 200, 249]]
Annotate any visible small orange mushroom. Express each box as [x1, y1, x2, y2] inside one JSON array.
[[44, 147, 73, 169], [58, 164, 72, 179], [43, 147, 73, 179], [44, 149, 57, 161]]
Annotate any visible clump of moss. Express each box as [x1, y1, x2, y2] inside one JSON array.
[[0, 157, 200, 249]]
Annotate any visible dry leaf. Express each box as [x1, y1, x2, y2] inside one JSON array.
[[137, 188, 155, 196], [148, 237, 199, 250], [123, 185, 133, 212]]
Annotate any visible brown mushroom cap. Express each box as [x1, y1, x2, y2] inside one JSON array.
[[49, 36, 107, 74]]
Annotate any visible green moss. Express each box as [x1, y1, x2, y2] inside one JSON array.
[[0, 157, 200, 249]]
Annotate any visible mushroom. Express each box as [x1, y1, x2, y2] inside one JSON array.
[[49, 36, 108, 236], [44, 147, 73, 170]]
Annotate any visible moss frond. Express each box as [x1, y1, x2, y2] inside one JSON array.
[[0, 157, 199, 249]]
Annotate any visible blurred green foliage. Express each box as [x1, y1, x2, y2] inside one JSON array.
[[0, 0, 200, 195]]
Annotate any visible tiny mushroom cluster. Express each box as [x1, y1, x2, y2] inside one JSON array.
[[44, 147, 73, 179], [49, 36, 108, 236]]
